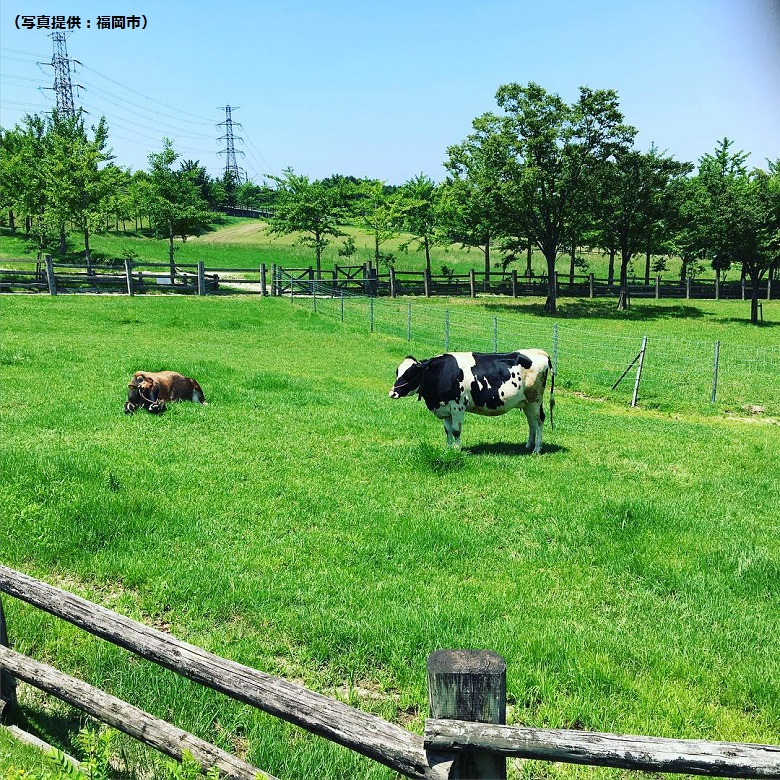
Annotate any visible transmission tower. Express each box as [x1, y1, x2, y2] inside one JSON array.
[[48, 32, 81, 117], [217, 105, 246, 183]]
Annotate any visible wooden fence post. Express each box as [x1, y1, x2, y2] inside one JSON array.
[[589, 273, 595, 299], [197, 261, 206, 296], [124, 259, 134, 296], [469, 269, 476, 299], [44, 255, 57, 296], [260, 263, 267, 296], [655, 275, 660, 300], [427, 650, 506, 779], [0, 594, 17, 721]]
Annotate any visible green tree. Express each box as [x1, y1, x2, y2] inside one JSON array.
[[396, 173, 439, 276], [0, 115, 52, 255], [596, 146, 692, 309], [466, 82, 635, 313], [266, 168, 348, 277], [353, 179, 400, 267], [43, 111, 114, 263], [443, 123, 507, 283], [142, 139, 214, 272], [695, 139, 780, 324]]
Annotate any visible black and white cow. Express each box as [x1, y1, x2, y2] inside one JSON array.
[[389, 349, 554, 453]]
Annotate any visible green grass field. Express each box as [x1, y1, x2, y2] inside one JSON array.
[[1, 293, 779, 779]]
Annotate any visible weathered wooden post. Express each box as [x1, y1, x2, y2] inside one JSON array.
[[197, 261, 206, 296], [0, 594, 17, 721], [427, 650, 506, 779], [469, 269, 476, 299], [44, 255, 57, 296], [260, 264, 267, 296], [124, 259, 135, 296]]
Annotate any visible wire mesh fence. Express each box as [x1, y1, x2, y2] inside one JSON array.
[[295, 282, 780, 415]]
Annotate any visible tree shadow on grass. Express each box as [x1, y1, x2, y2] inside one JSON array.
[[465, 442, 567, 456], [481, 299, 710, 322]]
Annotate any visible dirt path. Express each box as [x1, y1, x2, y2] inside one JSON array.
[[194, 221, 267, 243]]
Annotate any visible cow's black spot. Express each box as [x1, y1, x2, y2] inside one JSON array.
[[418, 354, 463, 411], [470, 352, 528, 410]]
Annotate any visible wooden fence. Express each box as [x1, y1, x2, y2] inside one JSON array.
[[1, 566, 779, 779], [0, 257, 774, 301]]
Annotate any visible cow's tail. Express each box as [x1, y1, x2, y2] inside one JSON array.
[[548, 356, 555, 431]]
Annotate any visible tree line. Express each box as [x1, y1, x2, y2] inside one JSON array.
[[1, 81, 778, 323]]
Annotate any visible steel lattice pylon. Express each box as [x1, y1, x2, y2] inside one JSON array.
[[217, 105, 245, 183], [50, 32, 77, 117]]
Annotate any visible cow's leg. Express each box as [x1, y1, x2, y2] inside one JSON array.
[[446, 407, 464, 449], [524, 403, 543, 454]]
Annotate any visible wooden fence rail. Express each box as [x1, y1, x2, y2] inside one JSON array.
[[0, 258, 773, 302], [2, 566, 779, 779]]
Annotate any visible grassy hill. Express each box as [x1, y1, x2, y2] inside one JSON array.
[[1, 218, 702, 283]]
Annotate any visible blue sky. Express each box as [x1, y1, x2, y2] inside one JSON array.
[[2, 0, 779, 184]]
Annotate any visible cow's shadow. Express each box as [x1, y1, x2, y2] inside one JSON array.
[[465, 442, 567, 456]]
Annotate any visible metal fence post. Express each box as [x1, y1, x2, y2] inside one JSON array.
[[124, 259, 134, 297], [553, 323, 559, 377], [631, 336, 648, 408], [340, 291, 344, 322], [711, 340, 720, 403], [44, 255, 57, 296], [260, 263, 267, 296], [407, 303, 412, 342], [427, 650, 507, 779], [492, 317, 498, 352], [445, 308, 450, 351], [369, 296, 374, 333]]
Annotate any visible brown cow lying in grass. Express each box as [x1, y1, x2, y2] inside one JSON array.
[[124, 371, 206, 414]]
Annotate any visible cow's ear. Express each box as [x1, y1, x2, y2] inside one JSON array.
[[516, 353, 533, 369]]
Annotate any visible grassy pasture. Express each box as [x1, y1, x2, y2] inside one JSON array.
[[1, 218, 703, 283], [1, 294, 779, 779]]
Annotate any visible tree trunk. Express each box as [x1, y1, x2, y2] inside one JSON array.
[[617, 252, 630, 311], [8, 210, 15, 233], [569, 243, 575, 285], [424, 237, 431, 277], [644, 249, 651, 286], [526, 240, 533, 278], [374, 235, 380, 266], [544, 251, 557, 314], [484, 238, 490, 284], [608, 249, 616, 287], [59, 225, 67, 256], [168, 229, 175, 283], [84, 229, 92, 275]]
